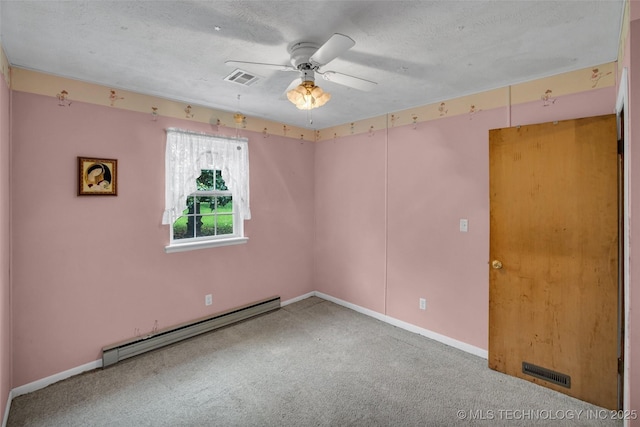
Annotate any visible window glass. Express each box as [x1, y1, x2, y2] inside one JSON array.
[[172, 170, 235, 241]]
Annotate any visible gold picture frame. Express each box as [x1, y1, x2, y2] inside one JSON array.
[[78, 157, 118, 196]]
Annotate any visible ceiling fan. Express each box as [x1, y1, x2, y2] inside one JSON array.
[[225, 33, 377, 110]]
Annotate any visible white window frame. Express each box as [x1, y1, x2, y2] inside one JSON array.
[[168, 183, 246, 252], [162, 129, 250, 253]]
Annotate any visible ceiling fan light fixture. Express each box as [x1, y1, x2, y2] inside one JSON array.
[[287, 80, 331, 110]]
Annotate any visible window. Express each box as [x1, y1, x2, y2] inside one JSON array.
[[172, 170, 235, 240], [163, 129, 250, 253]]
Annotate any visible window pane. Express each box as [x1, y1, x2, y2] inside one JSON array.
[[214, 196, 233, 235], [181, 196, 194, 216], [196, 170, 215, 191], [216, 214, 234, 235], [173, 196, 194, 240], [197, 214, 217, 237], [196, 169, 230, 192], [173, 195, 234, 240], [173, 216, 193, 240], [197, 196, 213, 214], [216, 195, 232, 212], [215, 170, 228, 191]]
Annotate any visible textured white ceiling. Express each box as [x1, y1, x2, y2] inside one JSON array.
[[0, 1, 626, 129]]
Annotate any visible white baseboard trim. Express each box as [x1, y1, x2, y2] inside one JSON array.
[[2, 389, 12, 427], [315, 291, 388, 322], [11, 359, 102, 399], [281, 292, 316, 307], [314, 291, 488, 359]]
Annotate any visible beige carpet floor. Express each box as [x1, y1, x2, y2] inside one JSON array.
[[7, 296, 623, 426]]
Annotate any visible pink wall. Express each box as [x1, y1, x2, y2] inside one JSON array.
[[0, 76, 11, 421], [10, 92, 315, 387], [315, 87, 616, 353], [386, 110, 504, 349], [314, 134, 387, 313]]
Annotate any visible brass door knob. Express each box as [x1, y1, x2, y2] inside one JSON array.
[[491, 260, 503, 269]]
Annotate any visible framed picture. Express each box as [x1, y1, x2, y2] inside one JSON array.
[[78, 157, 117, 196]]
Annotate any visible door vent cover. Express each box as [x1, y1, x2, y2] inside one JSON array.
[[522, 362, 571, 388]]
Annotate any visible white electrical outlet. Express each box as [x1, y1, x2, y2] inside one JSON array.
[[205, 294, 213, 306], [419, 298, 427, 310]]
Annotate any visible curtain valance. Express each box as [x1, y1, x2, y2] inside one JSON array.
[[162, 128, 250, 225]]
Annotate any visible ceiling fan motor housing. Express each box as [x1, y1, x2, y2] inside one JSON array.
[[289, 42, 320, 69]]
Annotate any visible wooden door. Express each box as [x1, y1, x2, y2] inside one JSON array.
[[489, 114, 619, 409]]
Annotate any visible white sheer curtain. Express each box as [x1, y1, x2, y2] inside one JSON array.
[[162, 128, 250, 225]]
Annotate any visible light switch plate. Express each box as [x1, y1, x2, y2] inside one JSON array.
[[459, 219, 468, 232]]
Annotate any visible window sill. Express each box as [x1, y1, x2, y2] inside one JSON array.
[[164, 237, 248, 253]]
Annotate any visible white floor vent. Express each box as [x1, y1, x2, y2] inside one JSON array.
[[102, 296, 280, 367]]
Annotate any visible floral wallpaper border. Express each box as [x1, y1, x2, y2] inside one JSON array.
[[9, 61, 616, 142]]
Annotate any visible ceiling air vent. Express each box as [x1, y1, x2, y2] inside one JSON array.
[[224, 69, 260, 86]]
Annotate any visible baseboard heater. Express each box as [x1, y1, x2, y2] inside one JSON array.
[[102, 296, 280, 368]]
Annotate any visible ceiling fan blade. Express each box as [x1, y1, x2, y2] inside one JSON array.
[[320, 71, 377, 92], [309, 33, 355, 67], [280, 77, 302, 100], [225, 60, 296, 72]]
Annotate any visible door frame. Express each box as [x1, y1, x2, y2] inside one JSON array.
[[615, 66, 630, 414]]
